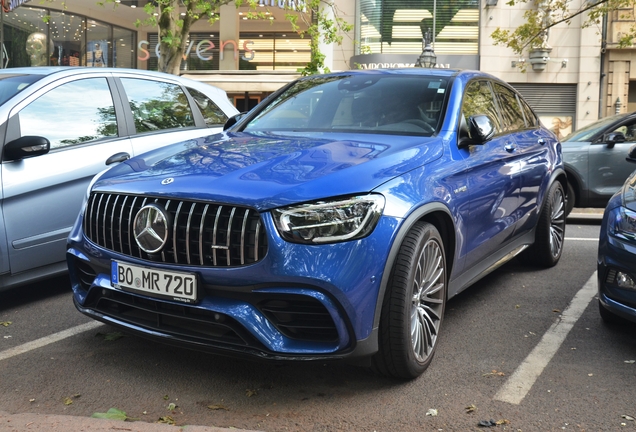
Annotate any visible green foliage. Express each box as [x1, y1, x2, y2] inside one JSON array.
[[491, 0, 635, 56], [92, 408, 134, 421]]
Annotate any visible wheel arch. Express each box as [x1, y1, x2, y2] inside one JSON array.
[[564, 167, 581, 207], [372, 202, 456, 331]]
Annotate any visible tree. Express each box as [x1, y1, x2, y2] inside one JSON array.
[[490, 0, 634, 57], [99, 0, 352, 76]]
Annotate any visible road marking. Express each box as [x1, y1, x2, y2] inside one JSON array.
[[0, 321, 103, 362], [564, 237, 598, 241], [494, 272, 597, 405]]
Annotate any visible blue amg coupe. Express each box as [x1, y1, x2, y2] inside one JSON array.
[[67, 69, 566, 379]]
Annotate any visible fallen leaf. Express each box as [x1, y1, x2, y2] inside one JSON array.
[[496, 419, 510, 425], [157, 416, 175, 425], [245, 389, 257, 397], [92, 408, 129, 421], [482, 370, 505, 377], [625, 360, 635, 364], [552, 309, 561, 313], [163, 395, 169, 400], [167, 403, 176, 411], [465, 404, 477, 413], [515, 305, 520, 309], [622, 415, 635, 421], [63, 397, 73, 406], [588, 373, 593, 377], [208, 404, 229, 411], [426, 408, 438, 416], [0, 321, 12, 327], [29, 399, 35, 403]]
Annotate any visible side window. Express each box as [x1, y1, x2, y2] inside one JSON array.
[[19, 78, 117, 150], [461, 80, 503, 138], [613, 121, 636, 142], [187, 87, 229, 127], [121, 78, 195, 134], [494, 83, 526, 133], [519, 97, 538, 128]]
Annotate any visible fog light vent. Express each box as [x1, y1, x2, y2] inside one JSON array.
[[606, 269, 617, 284]]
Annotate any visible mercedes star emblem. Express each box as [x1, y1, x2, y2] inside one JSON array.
[[133, 203, 170, 254]]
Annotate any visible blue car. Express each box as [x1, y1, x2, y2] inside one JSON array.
[[598, 146, 636, 324], [67, 69, 566, 379]]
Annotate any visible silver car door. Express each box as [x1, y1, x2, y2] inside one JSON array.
[[1, 75, 132, 274]]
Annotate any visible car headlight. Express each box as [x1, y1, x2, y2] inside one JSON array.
[[272, 195, 385, 244], [609, 206, 636, 242]]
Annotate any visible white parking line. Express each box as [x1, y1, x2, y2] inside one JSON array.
[[0, 321, 103, 362], [494, 272, 597, 404]]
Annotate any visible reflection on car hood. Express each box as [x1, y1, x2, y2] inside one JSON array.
[[94, 131, 443, 210]]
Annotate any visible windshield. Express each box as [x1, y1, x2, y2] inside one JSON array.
[[563, 113, 629, 142], [244, 74, 449, 136], [0, 74, 43, 106]]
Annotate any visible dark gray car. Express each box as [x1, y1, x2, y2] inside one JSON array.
[[562, 112, 636, 215]]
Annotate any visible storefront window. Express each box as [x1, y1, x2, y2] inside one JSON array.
[[0, 6, 135, 69], [49, 11, 85, 66], [358, 0, 479, 55], [113, 27, 135, 69]]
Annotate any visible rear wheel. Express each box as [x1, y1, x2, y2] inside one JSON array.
[[522, 181, 566, 267], [372, 222, 446, 379]]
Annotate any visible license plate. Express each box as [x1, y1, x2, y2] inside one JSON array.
[[111, 261, 197, 303]]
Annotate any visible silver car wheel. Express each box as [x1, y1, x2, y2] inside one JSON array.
[[410, 239, 445, 363], [549, 186, 566, 258]]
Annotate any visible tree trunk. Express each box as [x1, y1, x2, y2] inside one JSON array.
[[156, 0, 193, 75]]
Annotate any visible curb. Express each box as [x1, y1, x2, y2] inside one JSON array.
[[0, 411, 261, 432]]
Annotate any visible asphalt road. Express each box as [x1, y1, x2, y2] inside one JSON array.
[[1, 217, 635, 432]]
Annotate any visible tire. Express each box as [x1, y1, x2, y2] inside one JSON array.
[[565, 180, 575, 217], [371, 222, 447, 379], [522, 181, 566, 267]]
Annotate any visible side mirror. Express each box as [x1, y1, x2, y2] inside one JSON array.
[[223, 112, 247, 131], [3, 136, 50, 162], [603, 131, 626, 149], [468, 115, 496, 144], [627, 144, 636, 164]]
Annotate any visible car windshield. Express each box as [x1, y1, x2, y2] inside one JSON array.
[[244, 74, 449, 136], [563, 113, 630, 142], [0, 74, 43, 106]]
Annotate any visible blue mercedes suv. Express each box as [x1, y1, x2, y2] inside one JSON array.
[[67, 69, 566, 379]]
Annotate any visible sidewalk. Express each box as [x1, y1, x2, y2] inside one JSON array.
[[567, 207, 604, 220], [0, 411, 260, 432]]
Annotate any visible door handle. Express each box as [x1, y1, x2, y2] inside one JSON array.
[[504, 143, 516, 152], [105, 152, 130, 165]]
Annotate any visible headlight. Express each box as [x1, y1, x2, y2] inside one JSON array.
[[609, 206, 636, 242], [272, 194, 385, 244]]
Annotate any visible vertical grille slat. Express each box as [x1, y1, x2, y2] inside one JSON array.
[[83, 193, 267, 268]]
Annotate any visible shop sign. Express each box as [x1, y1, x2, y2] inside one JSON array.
[[138, 39, 255, 62], [5, 0, 31, 11], [258, 0, 306, 12]]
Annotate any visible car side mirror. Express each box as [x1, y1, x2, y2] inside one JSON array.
[[603, 131, 626, 149], [3, 136, 50, 162], [627, 144, 636, 164], [468, 114, 496, 144], [223, 112, 247, 131]]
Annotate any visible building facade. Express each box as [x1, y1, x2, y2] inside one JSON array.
[[1, 0, 633, 133]]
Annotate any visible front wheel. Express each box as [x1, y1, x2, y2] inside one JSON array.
[[372, 222, 447, 379], [522, 181, 566, 267]]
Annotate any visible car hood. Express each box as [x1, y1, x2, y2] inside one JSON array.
[[94, 131, 444, 210]]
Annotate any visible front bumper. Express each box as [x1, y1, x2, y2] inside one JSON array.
[[67, 213, 400, 360]]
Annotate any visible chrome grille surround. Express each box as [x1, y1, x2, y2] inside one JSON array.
[[83, 192, 268, 267]]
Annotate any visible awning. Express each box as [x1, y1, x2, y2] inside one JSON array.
[[181, 70, 300, 93]]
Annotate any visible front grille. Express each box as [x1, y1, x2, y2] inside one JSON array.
[[257, 295, 339, 342], [87, 288, 259, 347], [83, 193, 268, 267]]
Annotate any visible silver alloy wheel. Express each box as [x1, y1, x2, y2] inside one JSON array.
[[549, 186, 566, 258], [410, 238, 445, 362]]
